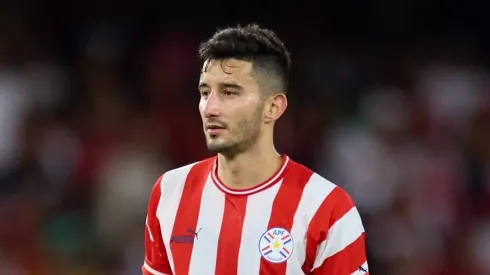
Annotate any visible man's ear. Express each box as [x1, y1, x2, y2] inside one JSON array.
[[264, 93, 288, 123]]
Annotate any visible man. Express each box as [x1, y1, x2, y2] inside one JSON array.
[[142, 24, 369, 275]]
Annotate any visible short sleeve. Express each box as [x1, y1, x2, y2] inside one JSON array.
[[310, 188, 369, 274]]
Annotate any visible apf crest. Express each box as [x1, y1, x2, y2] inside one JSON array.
[[259, 227, 294, 263]]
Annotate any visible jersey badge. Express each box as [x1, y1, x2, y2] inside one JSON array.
[[259, 227, 294, 263]]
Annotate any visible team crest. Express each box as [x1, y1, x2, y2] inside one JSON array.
[[259, 227, 294, 263]]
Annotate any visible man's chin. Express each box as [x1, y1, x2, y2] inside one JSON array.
[[206, 141, 235, 154], [206, 144, 228, 153]]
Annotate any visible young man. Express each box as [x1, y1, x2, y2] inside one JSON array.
[[142, 24, 369, 275]]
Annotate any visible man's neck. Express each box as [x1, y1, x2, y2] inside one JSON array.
[[217, 147, 283, 190]]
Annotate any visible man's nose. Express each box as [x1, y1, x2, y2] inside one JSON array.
[[203, 92, 221, 117]]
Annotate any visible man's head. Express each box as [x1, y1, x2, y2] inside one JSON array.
[[197, 24, 291, 157]]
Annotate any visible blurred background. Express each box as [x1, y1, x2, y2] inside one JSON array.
[[0, 0, 489, 274]]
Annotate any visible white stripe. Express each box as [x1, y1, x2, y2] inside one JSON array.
[[351, 260, 369, 275], [237, 180, 283, 275], [143, 261, 170, 275], [212, 156, 290, 195], [188, 176, 226, 275], [157, 163, 196, 274], [286, 173, 336, 275], [146, 215, 154, 242], [312, 207, 365, 269]]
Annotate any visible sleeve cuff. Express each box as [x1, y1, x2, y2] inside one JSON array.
[[142, 262, 171, 275]]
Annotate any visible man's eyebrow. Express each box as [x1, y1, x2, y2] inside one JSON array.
[[198, 83, 209, 89], [222, 83, 243, 90]]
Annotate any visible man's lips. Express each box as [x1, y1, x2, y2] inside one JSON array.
[[206, 123, 226, 135]]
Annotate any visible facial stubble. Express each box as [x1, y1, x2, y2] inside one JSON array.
[[205, 102, 264, 158]]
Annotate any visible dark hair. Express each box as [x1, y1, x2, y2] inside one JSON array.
[[198, 24, 291, 94]]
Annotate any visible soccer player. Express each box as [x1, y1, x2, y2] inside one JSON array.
[[142, 24, 369, 275]]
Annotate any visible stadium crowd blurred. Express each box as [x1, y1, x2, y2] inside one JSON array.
[[0, 1, 489, 274]]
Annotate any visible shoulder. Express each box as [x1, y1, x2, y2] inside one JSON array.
[[150, 157, 216, 196], [163, 157, 215, 181], [289, 159, 356, 213], [288, 160, 339, 194], [290, 162, 363, 239]]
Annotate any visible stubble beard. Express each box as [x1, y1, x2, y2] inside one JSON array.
[[205, 106, 263, 158]]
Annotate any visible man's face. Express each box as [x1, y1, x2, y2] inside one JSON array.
[[198, 58, 265, 156]]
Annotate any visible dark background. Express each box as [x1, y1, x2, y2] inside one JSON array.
[[0, 0, 489, 274]]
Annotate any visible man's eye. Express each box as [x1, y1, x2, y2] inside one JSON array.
[[223, 90, 236, 96], [200, 91, 210, 97]]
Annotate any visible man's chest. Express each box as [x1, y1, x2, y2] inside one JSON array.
[[158, 188, 312, 274]]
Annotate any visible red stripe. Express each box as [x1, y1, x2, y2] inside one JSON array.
[[215, 195, 248, 275], [302, 187, 357, 273], [169, 160, 213, 275], [313, 233, 367, 274], [259, 162, 313, 275]]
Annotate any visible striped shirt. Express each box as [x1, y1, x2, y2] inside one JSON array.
[[142, 155, 369, 275]]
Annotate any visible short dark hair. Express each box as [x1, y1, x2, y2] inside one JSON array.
[[198, 24, 291, 94]]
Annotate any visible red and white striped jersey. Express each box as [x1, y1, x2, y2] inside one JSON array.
[[142, 155, 369, 275]]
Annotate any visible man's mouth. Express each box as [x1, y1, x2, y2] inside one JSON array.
[[206, 124, 226, 135], [206, 122, 226, 130]]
